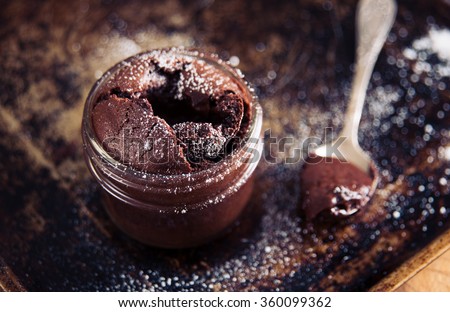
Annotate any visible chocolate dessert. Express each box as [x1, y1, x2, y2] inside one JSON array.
[[300, 156, 377, 220], [91, 49, 251, 174], [82, 49, 262, 248]]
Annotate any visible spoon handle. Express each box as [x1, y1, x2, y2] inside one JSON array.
[[340, 0, 397, 142]]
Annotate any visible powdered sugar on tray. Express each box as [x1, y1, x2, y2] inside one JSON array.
[[403, 28, 450, 77]]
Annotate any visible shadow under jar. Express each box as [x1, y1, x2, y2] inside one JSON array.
[[82, 48, 263, 248]]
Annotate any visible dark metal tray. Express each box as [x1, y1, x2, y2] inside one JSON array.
[[0, 0, 449, 291]]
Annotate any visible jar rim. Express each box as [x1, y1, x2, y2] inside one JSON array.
[[82, 47, 263, 189]]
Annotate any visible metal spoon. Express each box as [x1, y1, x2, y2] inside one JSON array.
[[314, 0, 397, 174]]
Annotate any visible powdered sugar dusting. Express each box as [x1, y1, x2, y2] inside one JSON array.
[[94, 48, 251, 174], [403, 28, 450, 77]]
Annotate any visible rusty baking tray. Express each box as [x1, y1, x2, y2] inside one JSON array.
[[0, 0, 449, 291]]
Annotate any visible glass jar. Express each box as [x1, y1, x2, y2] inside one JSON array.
[[81, 49, 263, 248]]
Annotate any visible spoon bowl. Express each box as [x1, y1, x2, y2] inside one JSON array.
[[314, 136, 372, 174]]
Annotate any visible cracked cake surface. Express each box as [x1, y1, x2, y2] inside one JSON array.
[[91, 49, 251, 174]]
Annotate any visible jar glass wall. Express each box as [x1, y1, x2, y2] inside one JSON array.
[[82, 49, 263, 248]]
